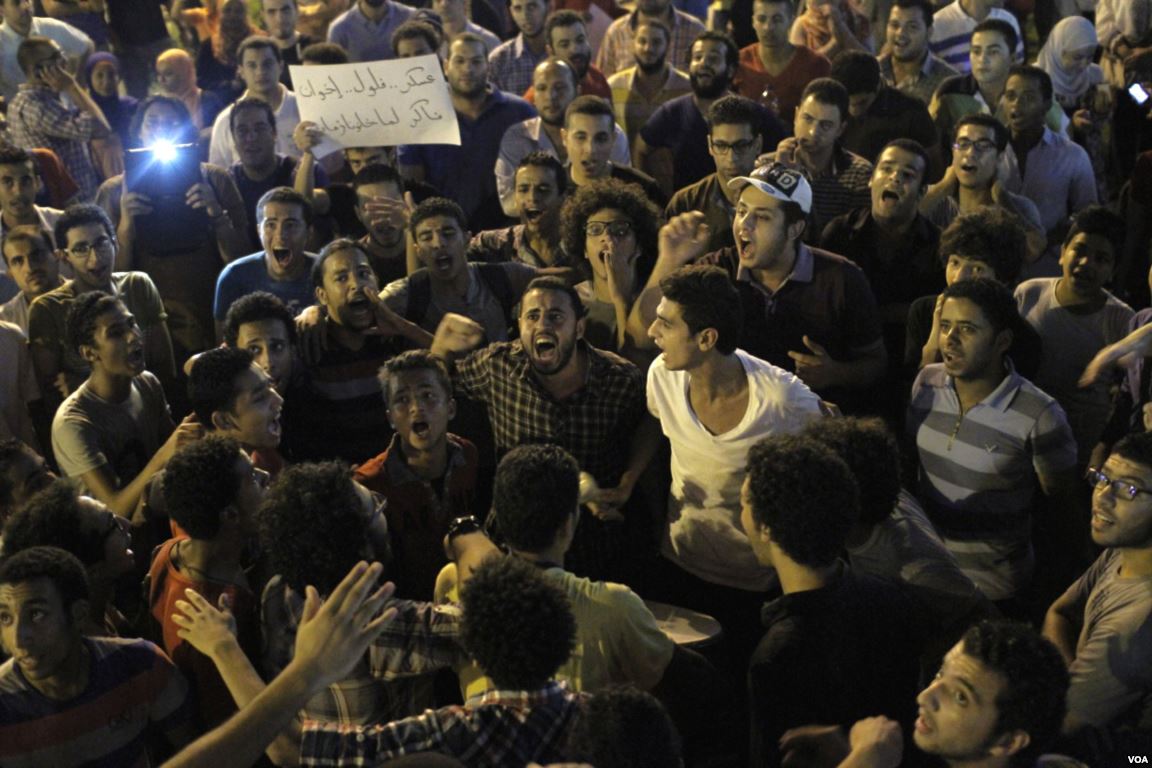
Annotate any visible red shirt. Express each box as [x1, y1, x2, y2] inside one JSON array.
[[734, 44, 831, 122]]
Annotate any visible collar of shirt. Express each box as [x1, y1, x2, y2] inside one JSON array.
[[507, 338, 611, 397], [849, 207, 934, 242], [735, 242, 814, 293], [467, 680, 574, 708], [879, 50, 935, 81], [944, 358, 1022, 413], [382, 431, 468, 484], [525, 117, 558, 152]]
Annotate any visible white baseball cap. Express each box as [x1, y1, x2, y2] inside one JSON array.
[[728, 162, 813, 214]]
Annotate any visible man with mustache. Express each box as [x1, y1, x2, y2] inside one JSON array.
[[879, 0, 958, 105], [604, 17, 692, 148], [595, 0, 704, 77], [636, 31, 786, 197], [430, 275, 656, 583]]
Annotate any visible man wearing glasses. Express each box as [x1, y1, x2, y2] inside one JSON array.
[[27, 203, 174, 415], [907, 277, 1080, 614], [1043, 433, 1152, 737], [666, 94, 763, 254]]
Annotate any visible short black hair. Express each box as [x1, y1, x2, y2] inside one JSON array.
[[879, 138, 930, 185], [545, 9, 585, 48], [492, 444, 579, 552], [459, 556, 576, 689], [1064, 205, 1125, 261], [163, 436, 244, 539], [516, 150, 568, 197], [230, 96, 277, 139], [691, 30, 739, 71], [55, 203, 114, 249], [378, 349, 452, 408], [799, 77, 850, 122], [954, 112, 1009, 152], [0, 545, 90, 611], [237, 35, 283, 64], [802, 417, 900, 526], [564, 94, 615, 127], [188, 347, 255, 425], [1, 480, 102, 566], [2, 224, 52, 266], [560, 178, 659, 287], [1111, 431, 1152, 472], [353, 163, 404, 197], [409, 196, 468, 237], [223, 291, 297, 346], [301, 41, 349, 65], [15, 36, 57, 77], [659, 265, 742, 355], [311, 237, 369, 290], [633, 16, 671, 41], [752, 0, 797, 16], [258, 462, 372, 594], [448, 30, 490, 56], [941, 277, 1018, 335], [521, 274, 588, 319], [745, 434, 860, 567], [0, 143, 33, 167], [65, 291, 121, 353], [707, 94, 763, 133], [257, 186, 313, 226], [960, 621, 1068, 768], [1006, 63, 1053, 104], [392, 19, 441, 53], [829, 50, 881, 96], [129, 95, 196, 147], [972, 18, 1018, 55], [938, 208, 1025, 285], [891, 0, 933, 27], [568, 686, 683, 768]]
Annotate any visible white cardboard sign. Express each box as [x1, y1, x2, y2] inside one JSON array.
[[289, 55, 461, 151]]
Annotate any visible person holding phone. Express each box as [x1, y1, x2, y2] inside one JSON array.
[[7, 37, 110, 202]]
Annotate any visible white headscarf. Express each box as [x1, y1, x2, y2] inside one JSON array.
[[1035, 16, 1099, 102]]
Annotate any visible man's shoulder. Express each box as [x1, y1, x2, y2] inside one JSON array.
[[667, 173, 718, 209], [488, 37, 519, 60], [29, 280, 77, 313], [935, 73, 976, 97], [649, 92, 695, 119], [219, 252, 269, 278], [588, 343, 643, 380]]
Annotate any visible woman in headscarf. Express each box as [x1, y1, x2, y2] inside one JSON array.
[[155, 48, 225, 153], [1036, 15, 1111, 195], [82, 52, 137, 181], [184, 0, 258, 105]]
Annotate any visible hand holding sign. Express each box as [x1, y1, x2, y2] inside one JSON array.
[[290, 56, 461, 150]]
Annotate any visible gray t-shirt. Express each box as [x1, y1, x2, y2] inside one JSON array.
[[51, 371, 173, 486], [382, 262, 536, 341], [1063, 548, 1152, 728]]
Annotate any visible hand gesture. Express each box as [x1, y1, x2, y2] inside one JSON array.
[[361, 194, 411, 235], [586, 485, 629, 522], [365, 290, 408, 337], [1072, 108, 1094, 133], [658, 212, 711, 269], [120, 177, 153, 219], [40, 59, 76, 91], [161, 414, 205, 462], [293, 120, 323, 154], [847, 717, 903, 768], [171, 588, 239, 661], [1079, 323, 1152, 387], [290, 561, 397, 690], [775, 137, 802, 169], [431, 312, 485, 357], [597, 243, 635, 308], [186, 182, 224, 219], [787, 335, 842, 390], [920, 293, 944, 367], [780, 724, 849, 768]]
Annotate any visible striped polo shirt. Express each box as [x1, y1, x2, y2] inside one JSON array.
[[907, 363, 1076, 600], [929, 3, 1024, 73]]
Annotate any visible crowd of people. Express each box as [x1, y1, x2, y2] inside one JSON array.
[[0, 0, 1150, 763]]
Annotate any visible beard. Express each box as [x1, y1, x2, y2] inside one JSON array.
[[636, 54, 666, 75], [526, 333, 578, 376], [690, 69, 732, 99]]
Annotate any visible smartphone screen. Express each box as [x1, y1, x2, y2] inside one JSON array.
[[1130, 83, 1150, 105]]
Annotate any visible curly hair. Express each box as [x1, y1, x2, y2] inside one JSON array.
[[188, 347, 255, 425], [938, 208, 1025, 285], [222, 291, 297, 347], [744, 434, 860, 567], [459, 556, 576, 689], [960, 621, 1068, 767], [568, 686, 683, 768], [802, 417, 901, 526], [1064, 205, 1125, 262], [257, 462, 371, 594], [162, 436, 243, 540], [55, 203, 115, 251], [941, 277, 1018, 335], [64, 291, 120, 353], [492, 444, 579, 552], [0, 546, 90, 610], [559, 179, 660, 286], [1111, 431, 1152, 475], [1, 480, 103, 566]]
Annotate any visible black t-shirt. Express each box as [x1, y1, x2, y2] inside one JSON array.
[[279, 35, 319, 90]]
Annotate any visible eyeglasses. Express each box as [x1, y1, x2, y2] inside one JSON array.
[[68, 235, 114, 258], [585, 220, 632, 238], [1085, 467, 1152, 500], [710, 138, 757, 155], [952, 139, 997, 155]]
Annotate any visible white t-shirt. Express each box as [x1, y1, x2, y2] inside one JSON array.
[[646, 349, 822, 591], [208, 88, 302, 170]]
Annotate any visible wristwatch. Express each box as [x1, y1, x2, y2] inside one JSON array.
[[446, 516, 483, 542]]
